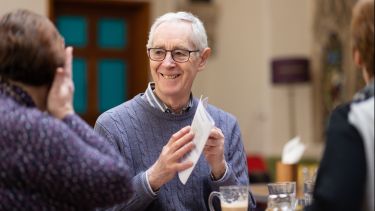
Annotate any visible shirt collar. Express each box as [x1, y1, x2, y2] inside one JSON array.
[[144, 82, 193, 115], [0, 77, 36, 107], [353, 79, 374, 102]]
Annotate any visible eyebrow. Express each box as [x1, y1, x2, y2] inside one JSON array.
[[151, 45, 190, 50]]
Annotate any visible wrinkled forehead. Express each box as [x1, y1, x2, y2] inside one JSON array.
[[151, 21, 196, 49]]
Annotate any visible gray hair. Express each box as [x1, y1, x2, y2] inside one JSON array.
[[146, 11, 208, 50]]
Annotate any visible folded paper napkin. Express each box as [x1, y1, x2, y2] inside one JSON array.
[[282, 136, 306, 164], [178, 97, 215, 184]]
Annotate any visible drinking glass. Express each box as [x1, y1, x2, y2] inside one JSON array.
[[304, 181, 314, 206], [265, 194, 293, 211], [303, 166, 317, 206], [208, 185, 248, 211], [267, 182, 296, 209]]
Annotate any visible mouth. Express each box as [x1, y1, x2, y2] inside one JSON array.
[[160, 73, 181, 79]]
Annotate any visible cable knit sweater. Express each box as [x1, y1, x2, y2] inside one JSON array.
[[0, 80, 133, 210], [94, 94, 254, 211]]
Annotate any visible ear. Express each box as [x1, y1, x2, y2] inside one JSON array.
[[353, 48, 371, 84], [353, 48, 364, 68], [197, 47, 211, 72]]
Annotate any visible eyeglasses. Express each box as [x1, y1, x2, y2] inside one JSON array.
[[147, 48, 200, 63]]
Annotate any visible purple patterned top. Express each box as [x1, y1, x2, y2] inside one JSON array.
[[0, 79, 133, 210]]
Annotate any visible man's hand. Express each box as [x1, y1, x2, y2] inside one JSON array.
[[204, 127, 226, 180], [148, 126, 195, 191], [47, 47, 75, 119]]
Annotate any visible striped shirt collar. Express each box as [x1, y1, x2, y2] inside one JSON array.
[[353, 79, 374, 102], [143, 82, 193, 115]]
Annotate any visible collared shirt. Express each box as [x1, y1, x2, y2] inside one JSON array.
[[142, 82, 193, 115], [141, 82, 229, 195]]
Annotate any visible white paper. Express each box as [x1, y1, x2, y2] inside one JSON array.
[[178, 97, 215, 184], [282, 136, 306, 164]]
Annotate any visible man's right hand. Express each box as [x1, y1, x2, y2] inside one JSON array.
[[147, 126, 195, 191]]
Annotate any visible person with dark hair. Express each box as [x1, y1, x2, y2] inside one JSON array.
[[306, 0, 374, 210], [0, 9, 133, 210]]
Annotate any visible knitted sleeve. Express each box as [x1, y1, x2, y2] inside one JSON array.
[[94, 109, 157, 211], [0, 111, 133, 209]]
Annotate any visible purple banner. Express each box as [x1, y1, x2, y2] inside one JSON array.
[[271, 58, 310, 84]]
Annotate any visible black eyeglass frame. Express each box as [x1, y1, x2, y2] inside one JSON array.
[[147, 48, 200, 63]]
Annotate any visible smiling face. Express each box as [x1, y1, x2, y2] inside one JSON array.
[[149, 21, 210, 104]]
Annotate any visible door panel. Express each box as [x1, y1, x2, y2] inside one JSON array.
[[72, 58, 88, 113], [97, 59, 127, 112], [51, 0, 150, 125], [98, 18, 127, 49]]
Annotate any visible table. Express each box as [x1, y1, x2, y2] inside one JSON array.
[[250, 183, 268, 210]]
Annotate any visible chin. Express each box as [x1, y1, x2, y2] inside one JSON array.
[[158, 86, 182, 97], [161, 89, 181, 97]]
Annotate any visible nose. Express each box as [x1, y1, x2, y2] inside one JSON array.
[[162, 52, 176, 66]]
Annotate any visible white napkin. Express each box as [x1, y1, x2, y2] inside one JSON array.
[[178, 97, 215, 185], [281, 136, 306, 164]]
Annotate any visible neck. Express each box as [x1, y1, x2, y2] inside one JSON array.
[[154, 90, 190, 113], [367, 77, 374, 85], [363, 69, 374, 85], [9, 80, 49, 111], [360, 63, 374, 85]]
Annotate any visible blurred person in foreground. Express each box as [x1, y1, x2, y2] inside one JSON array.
[[0, 9, 133, 210], [306, 0, 374, 210], [94, 11, 255, 210]]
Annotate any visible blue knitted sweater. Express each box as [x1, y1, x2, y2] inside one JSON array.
[[94, 94, 251, 211]]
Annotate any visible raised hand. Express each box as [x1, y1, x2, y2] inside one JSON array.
[[47, 47, 75, 119], [203, 127, 226, 180], [148, 126, 195, 191]]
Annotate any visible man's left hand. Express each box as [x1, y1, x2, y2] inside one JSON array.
[[203, 127, 226, 179]]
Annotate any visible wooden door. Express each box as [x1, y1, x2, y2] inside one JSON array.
[[50, 0, 150, 126]]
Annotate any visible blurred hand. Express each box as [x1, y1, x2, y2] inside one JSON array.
[[203, 127, 226, 179], [47, 47, 75, 119], [148, 126, 195, 191]]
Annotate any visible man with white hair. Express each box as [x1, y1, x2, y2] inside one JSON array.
[[95, 12, 255, 210]]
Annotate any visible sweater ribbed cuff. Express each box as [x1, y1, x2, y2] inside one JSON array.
[[210, 162, 228, 181], [127, 171, 158, 207], [145, 170, 159, 196], [209, 163, 237, 190]]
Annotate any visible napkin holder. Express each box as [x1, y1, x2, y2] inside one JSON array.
[[276, 161, 298, 182]]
